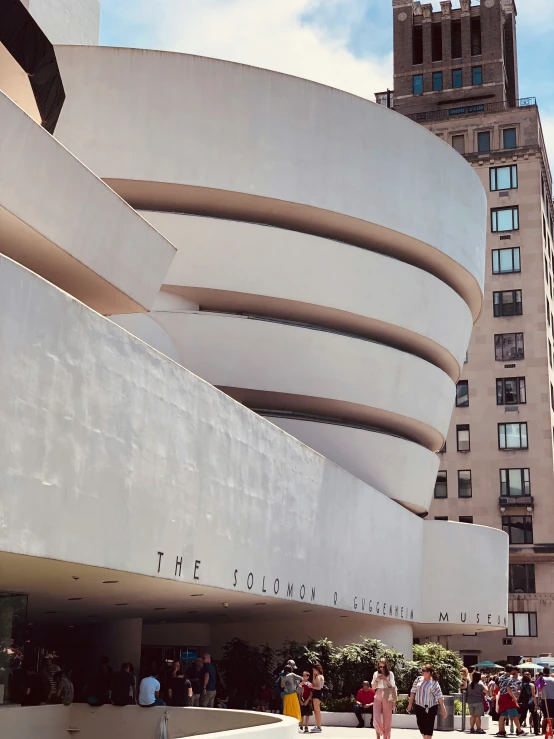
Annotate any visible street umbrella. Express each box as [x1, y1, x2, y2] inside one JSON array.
[[475, 660, 504, 669], [518, 663, 545, 672]]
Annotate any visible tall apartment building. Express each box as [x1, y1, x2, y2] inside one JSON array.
[[384, 0, 554, 663]]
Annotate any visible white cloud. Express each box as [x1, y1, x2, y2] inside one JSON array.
[[119, 0, 392, 102]]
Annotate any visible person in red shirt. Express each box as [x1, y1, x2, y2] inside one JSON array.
[[299, 671, 314, 733], [354, 681, 375, 728]]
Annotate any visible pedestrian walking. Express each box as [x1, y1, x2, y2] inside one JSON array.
[[372, 658, 396, 739], [407, 664, 448, 739], [518, 673, 539, 735]]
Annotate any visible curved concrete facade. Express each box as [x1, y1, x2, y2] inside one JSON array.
[[53, 45, 487, 317], [113, 311, 454, 451], [0, 253, 508, 634], [142, 212, 473, 378], [0, 26, 507, 663], [263, 417, 440, 515], [0, 91, 176, 315]]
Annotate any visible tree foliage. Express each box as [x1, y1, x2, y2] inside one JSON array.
[[217, 636, 463, 707]]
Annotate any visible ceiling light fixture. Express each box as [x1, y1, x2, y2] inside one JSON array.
[[115, 603, 128, 606], [340, 615, 348, 619], [103, 580, 119, 584], [153, 607, 166, 611], [186, 610, 199, 614], [72, 576, 80, 581], [45, 611, 58, 614], [68, 597, 83, 601], [190, 593, 204, 597], [255, 602, 266, 606], [302, 609, 313, 613], [68, 625, 75, 629]]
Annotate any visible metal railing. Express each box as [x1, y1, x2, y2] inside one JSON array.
[[405, 97, 537, 123]]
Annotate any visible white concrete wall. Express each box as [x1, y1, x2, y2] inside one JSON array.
[[142, 212, 473, 377], [420, 521, 509, 629], [28, 0, 100, 45], [0, 254, 507, 631], [266, 417, 439, 514], [0, 91, 176, 314], [53, 46, 486, 315], [112, 310, 454, 451]]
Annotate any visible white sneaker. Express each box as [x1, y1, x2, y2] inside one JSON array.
[[310, 729, 322, 733]]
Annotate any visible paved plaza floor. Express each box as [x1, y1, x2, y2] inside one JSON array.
[[313, 727, 543, 739]]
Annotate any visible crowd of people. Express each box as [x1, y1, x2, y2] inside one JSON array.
[[277, 657, 448, 739], [16, 652, 224, 709], [14, 646, 554, 739], [461, 663, 554, 737]]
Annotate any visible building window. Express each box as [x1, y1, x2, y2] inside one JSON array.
[[452, 69, 463, 89], [502, 516, 533, 544], [434, 470, 447, 499], [433, 71, 443, 91], [500, 468, 530, 497], [490, 165, 518, 191], [452, 134, 465, 154], [472, 66, 483, 85], [432, 23, 443, 62], [492, 247, 520, 274], [456, 380, 469, 407], [471, 16, 482, 55], [493, 290, 523, 317], [459, 516, 474, 524], [434, 516, 448, 521], [452, 19, 462, 58], [458, 470, 472, 498], [413, 25, 423, 65], [507, 612, 537, 637], [413, 74, 424, 95], [503, 128, 517, 149], [478, 130, 491, 152], [509, 564, 536, 594], [457, 424, 470, 452], [497, 378, 526, 405], [498, 422, 528, 450], [495, 332, 524, 361], [492, 207, 519, 232]]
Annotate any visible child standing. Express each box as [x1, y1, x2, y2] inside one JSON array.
[[300, 671, 314, 733]]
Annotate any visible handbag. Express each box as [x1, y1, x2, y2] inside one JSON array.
[[383, 686, 398, 703]]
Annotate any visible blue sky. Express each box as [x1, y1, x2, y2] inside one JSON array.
[[99, 0, 553, 158]]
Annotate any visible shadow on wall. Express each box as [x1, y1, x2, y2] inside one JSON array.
[[0, 704, 297, 739]]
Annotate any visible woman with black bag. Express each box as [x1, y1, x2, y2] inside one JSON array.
[[519, 673, 539, 735], [407, 664, 448, 739]]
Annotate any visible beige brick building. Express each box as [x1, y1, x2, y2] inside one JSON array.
[[383, 0, 554, 663]]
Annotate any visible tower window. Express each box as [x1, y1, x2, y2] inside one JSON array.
[[413, 75, 424, 95], [472, 66, 483, 85], [432, 23, 443, 62], [503, 128, 517, 149], [452, 69, 463, 89], [413, 25, 423, 65], [452, 19, 462, 58], [470, 17, 482, 56], [433, 72, 443, 92]]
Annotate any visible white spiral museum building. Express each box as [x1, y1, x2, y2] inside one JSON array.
[[0, 0, 507, 682]]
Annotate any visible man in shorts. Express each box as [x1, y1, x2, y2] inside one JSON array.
[[496, 664, 526, 737]]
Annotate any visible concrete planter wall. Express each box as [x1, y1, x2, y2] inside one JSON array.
[[320, 712, 490, 731]]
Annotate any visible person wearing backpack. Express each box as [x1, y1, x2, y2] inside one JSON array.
[[519, 673, 539, 735]]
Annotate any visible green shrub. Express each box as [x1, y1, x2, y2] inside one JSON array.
[[454, 700, 470, 716], [410, 644, 464, 695], [396, 697, 409, 715], [322, 696, 355, 713]]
